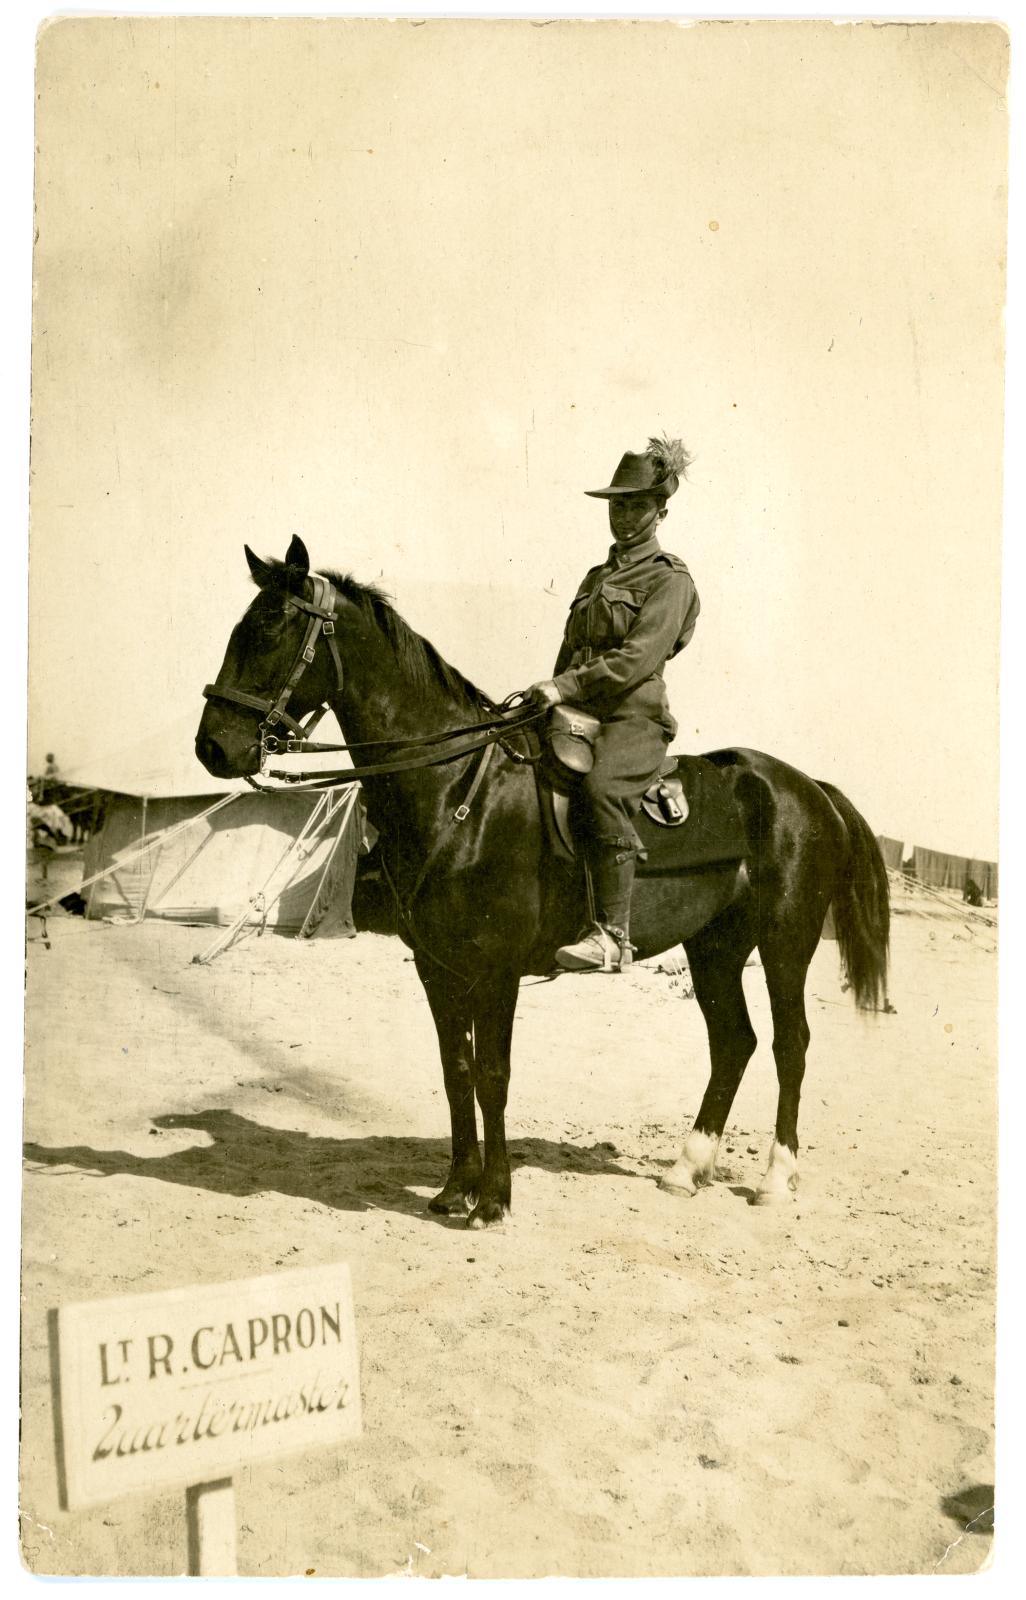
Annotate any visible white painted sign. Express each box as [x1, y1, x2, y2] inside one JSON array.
[[54, 1263, 362, 1509]]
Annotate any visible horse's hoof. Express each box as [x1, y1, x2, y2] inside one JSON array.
[[752, 1142, 799, 1205], [658, 1175, 700, 1198], [660, 1132, 720, 1197], [750, 1185, 796, 1206], [427, 1190, 475, 1216], [466, 1200, 509, 1229]]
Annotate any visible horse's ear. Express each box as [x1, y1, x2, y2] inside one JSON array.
[[245, 545, 274, 587], [285, 535, 310, 575]]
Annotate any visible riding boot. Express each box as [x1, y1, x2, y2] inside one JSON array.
[[592, 845, 635, 934], [555, 845, 636, 973], [592, 845, 636, 967]]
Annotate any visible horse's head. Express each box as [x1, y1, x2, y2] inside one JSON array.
[[196, 535, 343, 778]]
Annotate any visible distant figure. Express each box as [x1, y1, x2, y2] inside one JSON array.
[[27, 788, 74, 890], [37, 752, 62, 808], [963, 877, 983, 908]]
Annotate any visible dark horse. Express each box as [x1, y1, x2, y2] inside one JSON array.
[[196, 538, 889, 1228]]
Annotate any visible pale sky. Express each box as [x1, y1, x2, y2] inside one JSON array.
[[27, 16, 1007, 859]]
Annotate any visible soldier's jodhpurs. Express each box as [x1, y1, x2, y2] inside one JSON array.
[[580, 707, 673, 929]]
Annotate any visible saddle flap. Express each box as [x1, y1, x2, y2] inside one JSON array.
[[536, 753, 747, 875]]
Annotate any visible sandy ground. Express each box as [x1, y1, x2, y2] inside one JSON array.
[[20, 891, 996, 1577]]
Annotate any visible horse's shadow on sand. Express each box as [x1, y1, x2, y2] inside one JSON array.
[[24, 1109, 640, 1227]]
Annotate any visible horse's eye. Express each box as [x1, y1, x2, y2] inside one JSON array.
[[244, 610, 285, 646]]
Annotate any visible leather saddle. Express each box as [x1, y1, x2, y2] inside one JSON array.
[[545, 762, 689, 862], [537, 707, 697, 870], [532, 709, 742, 873], [544, 708, 687, 836]]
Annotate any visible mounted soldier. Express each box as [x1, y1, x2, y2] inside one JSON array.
[[198, 523, 889, 1223], [526, 435, 700, 972]]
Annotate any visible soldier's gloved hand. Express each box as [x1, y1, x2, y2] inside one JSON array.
[[527, 680, 563, 708]]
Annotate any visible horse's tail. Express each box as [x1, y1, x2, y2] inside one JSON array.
[[816, 780, 890, 1011]]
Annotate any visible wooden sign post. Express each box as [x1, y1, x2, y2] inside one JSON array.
[[51, 1263, 363, 1574], [185, 1479, 237, 1576]]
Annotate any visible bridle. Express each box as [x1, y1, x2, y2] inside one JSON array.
[[202, 573, 345, 768], [202, 571, 545, 787], [201, 567, 547, 985]]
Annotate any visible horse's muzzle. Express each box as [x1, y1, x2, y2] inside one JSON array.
[[195, 729, 260, 779]]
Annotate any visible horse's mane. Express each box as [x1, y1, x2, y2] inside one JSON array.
[[318, 568, 498, 716]]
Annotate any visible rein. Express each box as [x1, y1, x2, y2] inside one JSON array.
[[260, 708, 536, 757], [202, 570, 545, 791], [245, 715, 540, 791]]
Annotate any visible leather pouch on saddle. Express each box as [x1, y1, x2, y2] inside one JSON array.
[[547, 704, 602, 777], [641, 775, 689, 827]]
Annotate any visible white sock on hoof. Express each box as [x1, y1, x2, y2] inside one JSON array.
[[660, 1128, 720, 1195], [754, 1139, 799, 1204]]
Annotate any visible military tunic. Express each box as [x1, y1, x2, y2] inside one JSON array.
[[551, 533, 700, 853]]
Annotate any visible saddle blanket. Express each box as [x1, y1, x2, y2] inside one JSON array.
[[633, 755, 747, 875]]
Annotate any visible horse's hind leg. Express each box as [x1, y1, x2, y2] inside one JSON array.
[[660, 919, 757, 1197], [751, 938, 814, 1205], [417, 963, 482, 1215]]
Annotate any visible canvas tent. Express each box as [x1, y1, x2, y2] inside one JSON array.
[[875, 835, 906, 871], [61, 721, 370, 944], [910, 845, 998, 901]]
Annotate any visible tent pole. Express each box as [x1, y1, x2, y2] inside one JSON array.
[[134, 839, 163, 923], [297, 786, 360, 940], [192, 792, 332, 966], [145, 819, 222, 912], [26, 793, 242, 918]]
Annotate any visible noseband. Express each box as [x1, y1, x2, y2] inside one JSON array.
[[202, 573, 345, 763]]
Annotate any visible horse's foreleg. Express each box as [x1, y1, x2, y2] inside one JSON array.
[[661, 925, 757, 1197], [417, 963, 482, 1215], [752, 942, 812, 1205], [467, 974, 519, 1230]]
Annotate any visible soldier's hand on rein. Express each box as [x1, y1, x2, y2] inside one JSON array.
[[528, 680, 563, 708]]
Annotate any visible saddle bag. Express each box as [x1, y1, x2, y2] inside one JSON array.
[[547, 703, 601, 776], [641, 776, 689, 827]]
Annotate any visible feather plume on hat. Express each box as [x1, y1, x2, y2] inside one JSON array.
[[646, 435, 694, 482]]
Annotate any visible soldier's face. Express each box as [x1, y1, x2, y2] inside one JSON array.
[[608, 493, 664, 546]]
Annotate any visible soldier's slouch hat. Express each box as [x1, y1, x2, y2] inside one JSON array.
[[586, 435, 693, 500]]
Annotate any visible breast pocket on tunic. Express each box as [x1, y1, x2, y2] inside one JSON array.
[[599, 585, 645, 646]]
